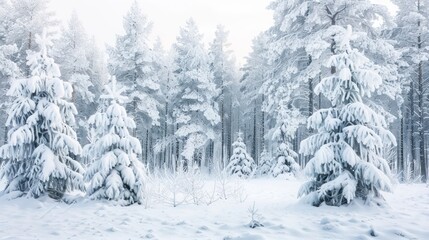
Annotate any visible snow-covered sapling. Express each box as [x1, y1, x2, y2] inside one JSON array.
[[248, 202, 264, 228], [226, 133, 256, 178], [269, 107, 302, 178], [257, 148, 272, 176], [84, 77, 147, 206], [183, 165, 206, 205], [271, 142, 300, 178], [157, 170, 190, 207]]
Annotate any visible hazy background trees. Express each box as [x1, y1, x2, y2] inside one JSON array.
[[0, 0, 428, 184]]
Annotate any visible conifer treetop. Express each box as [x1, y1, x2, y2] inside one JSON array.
[[100, 77, 128, 104]]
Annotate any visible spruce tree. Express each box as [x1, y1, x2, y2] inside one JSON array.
[[226, 133, 256, 178], [264, 78, 303, 178], [84, 77, 146, 205], [0, 31, 85, 198], [298, 26, 395, 206], [257, 148, 272, 176]]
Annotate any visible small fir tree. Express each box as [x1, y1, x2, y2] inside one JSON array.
[[0, 31, 85, 198], [84, 77, 147, 205], [265, 88, 303, 178], [257, 148, 272, 176], [226, 133, 256, 178], [271, 142, 300, 178]]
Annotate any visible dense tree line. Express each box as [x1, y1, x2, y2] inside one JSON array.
[[0, 0, 428, 205]]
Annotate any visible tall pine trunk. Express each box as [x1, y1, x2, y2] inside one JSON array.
[[399, 116, 405, 182], [261, 94, 265, 151], [410, 80, 416, 179], [308, 55, 314, 118], [252, 105, 257, 164], [220, 92, 225, 169], [417, 3, 427, 182]]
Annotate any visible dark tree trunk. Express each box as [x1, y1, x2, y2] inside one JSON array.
[[410, 80, 416, 179], [417, 2, 427, 182], [252, 106, 257, 164], [261, 94, 265, 151]]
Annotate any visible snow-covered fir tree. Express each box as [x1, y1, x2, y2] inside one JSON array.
[[257, 148, 272, 176], [108, 1, 162, 133], [269, 103, 302, 178], [271, 142, 300, 178], [0, 30, 85, 198], [266, 0, 400, 102], [262, 61, 304, 178], [173, 19, 220, 168], [0, 31, 20, 144], [298, 26, 395, 206], [84, 77, 147, 205], [226, 133, 256, 178], [265, 1, 401, 161]]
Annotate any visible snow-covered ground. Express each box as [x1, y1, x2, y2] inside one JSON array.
[[0, 178, 428, 240]]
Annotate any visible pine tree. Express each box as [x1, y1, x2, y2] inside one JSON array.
[[54, 11, 94, 104], [172, 19, 220, 168], [108, 1, 162, 134], [298, 26, 395, 206], [0, 31, 85, 199], [53, 12, 95, 146], [241, 33, 270, 165], [153, 39, 177, 171], [0, 38, 20, 144], [226, 133, 256, 178], [265, 0, 401, 164], [6, 0, 58, 74], [84, 77, 146, 205], [392, 0, 429, 182], [209, 25, 238, 167], [86, 37, 108, 100]]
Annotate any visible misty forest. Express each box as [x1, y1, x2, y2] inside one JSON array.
[[0, 0, 428, 239]]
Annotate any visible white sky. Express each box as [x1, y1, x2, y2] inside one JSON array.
[[50, 0, 273, 65], [49, 0, 396, 65]]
